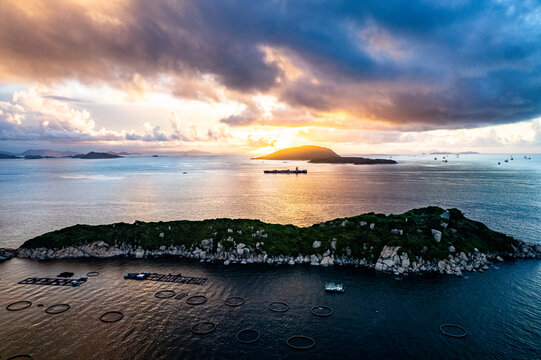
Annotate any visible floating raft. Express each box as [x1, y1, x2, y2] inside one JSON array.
[[18, 277, 88, 287], [125, 273, 208, 285]]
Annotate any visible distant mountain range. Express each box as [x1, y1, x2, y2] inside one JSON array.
[[428, 151, 480, 155], [0, 149, 125, 159], [21, 149, 80, 157], [255, 145, 397, 165], [0, 148, 212, 159]]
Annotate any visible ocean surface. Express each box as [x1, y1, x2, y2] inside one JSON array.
[[0, 154, 540, 359]]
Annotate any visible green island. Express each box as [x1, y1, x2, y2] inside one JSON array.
[[10, 207, 539, 276]]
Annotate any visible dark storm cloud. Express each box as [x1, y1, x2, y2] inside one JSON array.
[[1, 0, 540, 130]]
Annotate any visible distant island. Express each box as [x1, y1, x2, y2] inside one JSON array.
[[255, 145, 397, 165], [0, 152, 18, 159], [72, 152, 122, 159], [309, 157, 396, 165], [4, 207, 539, 277], [256, 145, 339, 160]]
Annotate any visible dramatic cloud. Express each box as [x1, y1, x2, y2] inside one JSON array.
[[0, 0, 540, 152], [0, 87, 121, 141], [0, 87, 230, 144]]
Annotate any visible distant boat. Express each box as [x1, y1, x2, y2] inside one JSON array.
[[504, 159, 508, 163], [264, 166, 307, 174], [325, 282, 345, 293]]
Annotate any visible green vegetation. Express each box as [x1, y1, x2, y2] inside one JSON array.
[[20, 207, 518, 260]]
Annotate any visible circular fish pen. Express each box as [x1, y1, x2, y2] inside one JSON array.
[[45, 304, 70, 315], [6, 355, 33, 360], [440, 324, 468, 338], [286, 335, 315, 350], [155, 290, 176, 299], [100, 311, 124, 323], [6, 301, 32, 312], [268, 301, 289, 312], [191, 321, 216, 335], [311, 305, 334, 317], [186, 295, 207, 305], [236, 329, 260, 344], [224, 296, 245, 307], [86, 271, 99, 277]]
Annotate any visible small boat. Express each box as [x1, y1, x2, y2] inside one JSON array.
[[325, 282, 345, 293], [124, 272, 150, 280]]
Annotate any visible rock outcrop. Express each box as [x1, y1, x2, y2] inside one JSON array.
[[13, 239, 540, 277]]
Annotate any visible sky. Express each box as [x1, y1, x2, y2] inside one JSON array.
[[0, 0, 540, 155]]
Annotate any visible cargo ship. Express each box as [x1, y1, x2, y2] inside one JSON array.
[[264, 166, 307, 174]]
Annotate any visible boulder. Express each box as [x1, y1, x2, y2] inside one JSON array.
[[431, 229, 442, 243], [391, 229, 403, 236], [440, 210, 450, 220], [359, 221, 367, 227], [159, 232, 164, 238], [331, 238, 337, 250], [496, 256, 504, 262], [380, 245, 400, 260], [369, 223, 375, 230], [383, 259, 395, 268], [288, 259, 295, 265], [236, 243, 246, 253], [135, 247, 145, 259], [312, 241, 321, 249], [320, 256, 334, 266], [448, 246, 456, 253], [401, 258, 411, 268]]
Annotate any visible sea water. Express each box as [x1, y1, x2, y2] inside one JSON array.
[[0, 154, 540, 359]]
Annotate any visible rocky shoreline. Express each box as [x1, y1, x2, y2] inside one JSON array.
[[3, 239, 539, 277]]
